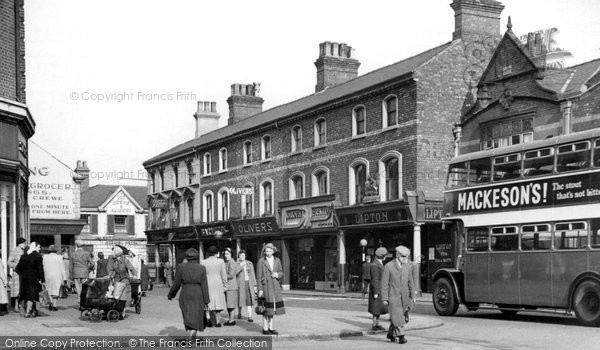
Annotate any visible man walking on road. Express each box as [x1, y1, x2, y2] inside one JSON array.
[[361, 255, 371, 298], [382, 245, 414, 344]]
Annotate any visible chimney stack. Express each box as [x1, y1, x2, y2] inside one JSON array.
[[314, 42, 360, 93], [193, 101, 221, 138], [74, 160, 90, 192], [450, 0, 504, 41], [226, 83, 264, 125]]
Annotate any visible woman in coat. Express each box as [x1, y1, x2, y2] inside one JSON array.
[[15, 242, 45, 318], [223, 248, 241, 325], [168, 248, 210, 340], [42, 245, 67, 311], [140, 259, 150, 296], [0, 257, 9, 316], [381, 245, 414, 344], [8, 237, 27, 313], [202, 245, 227, 327], [256, 243, 285, 335], [236, 249, 257, 322], [368, 247, 388, 331]]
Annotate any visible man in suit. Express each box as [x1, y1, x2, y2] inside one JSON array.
[[361, 255, 372, 297], [382, 245, 415, 344], [368, 247, 388, 330]]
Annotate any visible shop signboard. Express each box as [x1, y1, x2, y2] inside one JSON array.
[[337, 207, 409, 227], [105, 191, 137, 215], [281, 202, 336, 230], [231, 217, 279, 236]]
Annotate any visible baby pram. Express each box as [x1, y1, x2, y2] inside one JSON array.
[[80, 278, 142, 322]]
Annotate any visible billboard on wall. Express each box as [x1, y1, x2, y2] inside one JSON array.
[[28, 142, 77, 220]]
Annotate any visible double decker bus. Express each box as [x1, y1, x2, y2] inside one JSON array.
[[432, 128, 600, 326]]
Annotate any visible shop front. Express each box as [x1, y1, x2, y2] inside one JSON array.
[[278, 195, 340, 291]]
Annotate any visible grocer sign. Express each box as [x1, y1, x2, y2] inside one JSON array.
[[445, 171, 600, 215]]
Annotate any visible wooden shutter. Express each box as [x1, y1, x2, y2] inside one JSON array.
[[107, 215, 114, 234], [127, 215, 135, 235], [91, 214, 98, 234]]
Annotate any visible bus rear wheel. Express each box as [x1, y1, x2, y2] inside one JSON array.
[[573, 280, 600, 327], [433, 278, 458, 316]]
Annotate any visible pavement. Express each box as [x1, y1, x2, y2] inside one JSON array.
[[0, 286, 442, 341]]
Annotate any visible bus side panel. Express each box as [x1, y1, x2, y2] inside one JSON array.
[[489, 253, 519, 304], [519, 252, 552, 306], [552, 251, 588, 307], [590, 250, 600, 274], [464, 253, 489, 302]]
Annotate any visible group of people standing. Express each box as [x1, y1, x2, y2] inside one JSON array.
[[366, 245, 415, 345], [168, 243, 285, 339]]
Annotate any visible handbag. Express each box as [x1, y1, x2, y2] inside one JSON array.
[[39, 286, 51, 306], [255, 296, 266, 315]]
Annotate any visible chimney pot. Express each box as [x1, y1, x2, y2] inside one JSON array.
[[211, 102, 216, 112], [314, 41, 360, 92], [204, 101, 210, 112], [227, 82, 264, 125]]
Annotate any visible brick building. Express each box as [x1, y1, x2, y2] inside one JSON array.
[[0, 0, 35, 269], [144, 0, 506, 292]]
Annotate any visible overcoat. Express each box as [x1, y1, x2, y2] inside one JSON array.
[[201, 256, 227, 311], [168, 261, 211, 331], [368, 259, 388, 315], [15, 251, 45, 302], [140, 264, 150, 291], [70, 249, 93, 279], [236, 260, 257, 307], [256, 257, 285, 316], [381, 260, 414, 328], [8, 246, 25, 298], [224, 259, 241, 309], [42, 253, 67, 296], [0, 259, 9, 304]]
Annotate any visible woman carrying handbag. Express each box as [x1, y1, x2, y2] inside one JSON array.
[[256, 243, 285, 335]]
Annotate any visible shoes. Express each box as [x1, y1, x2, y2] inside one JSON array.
[[399, 336, 407, 344], [269, 329, 278, 335], [237, 314, 242, 319], [387, 334, 395, 342], [262, 330, 271, 335], [49, 306, 58, 311], [224, 321, 236, 326], [248, 318, 253, 323], [206, 322, 213, 328], [214, 323, 221, 328], [372, 324, 385, 331]]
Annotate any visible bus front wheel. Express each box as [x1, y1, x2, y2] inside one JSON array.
[[573, 280, 600, 327], [433, 278, 458, 316]]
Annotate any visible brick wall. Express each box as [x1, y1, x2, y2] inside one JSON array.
[[0, 0, 25, 102]]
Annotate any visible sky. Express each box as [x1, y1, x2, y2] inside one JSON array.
[[24, 0, 600, 187]]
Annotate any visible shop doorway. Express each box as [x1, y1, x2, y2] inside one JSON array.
[[290, 238, 315, 289]]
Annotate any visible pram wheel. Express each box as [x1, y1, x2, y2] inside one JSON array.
[[107, 310, 120, 322], [90, 310, 102, 323], [80, 309, 90, 319]]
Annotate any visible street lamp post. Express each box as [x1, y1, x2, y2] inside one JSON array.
[[360, 239, 368, 262], [214, 230, 223, 251]]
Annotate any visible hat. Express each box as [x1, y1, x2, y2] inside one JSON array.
[[75, 239, 84, 247], [48, 245, 58, 253], [113, 245, 123, 256], [16, 237, 26, 245], [207, 246, 219, 255], [396, 245, 411, 257], [375, 247, 388, 258], [185, 248, 199, 259]]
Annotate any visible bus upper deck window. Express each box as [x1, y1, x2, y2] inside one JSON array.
[[469, 158, 492, 184], [493, 154, 521, 181], [594, 139, 600, 167], [447, 162, 469, 188], [557, 142, 590, 173], [523, 147, 554, 177]]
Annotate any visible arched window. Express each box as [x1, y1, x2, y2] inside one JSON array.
[[202, 191, 214, 222], [378, 152, 402, 202], [260, 180, 274, 216], [262, 135, 271, 160], [172, 201, 180, 226], [150, 173, 156, 193], [311, 167, 330, 196], [203, 153, 212, 175], [218, 188, 229, 220], [289, 173, 304, 200], [383, 95, 398, 128], [314, 118, 326, 146], [219, 148, 228, 172], [243, 141, 252, 165], [159, 169, 165, 190], [352, 106, 366, 136], [349, 159, 369, 205], [241, 184, 254, 218], [187, 198, 194, 225], [291, 125, 302, 152], [173, 165, 179, 188]]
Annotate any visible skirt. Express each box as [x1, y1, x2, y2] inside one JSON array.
[[240, 281, 253, 307], [225, 290, 239, 310]]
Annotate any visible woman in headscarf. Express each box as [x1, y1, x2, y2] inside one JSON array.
[[168, 248, 210, 340], [236, 249, 257, 322], [42, 245, 67, 311], [257, 243, 285, 335], [0, 255, 9, 316], [7, 237, 27, 313], [201, 245, 227, 327], [223, 247, 241, 325], [15, 242, 45, 318], [107, 245, 136, 320]]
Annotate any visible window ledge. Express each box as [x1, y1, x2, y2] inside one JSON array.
[[218, 169, 228, 174], [313, 145, 327, 151], [351, 134, 367, 140], [260, 159, 272, 164], [382, 124, 400, 132], [290, 151, 303, 156], [202, 174, 212, 178]]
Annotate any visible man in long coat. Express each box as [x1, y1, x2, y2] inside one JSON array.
[[70, 240, 94, 301], [381, 245, 415, 344], [368, 247, 388, 330]]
